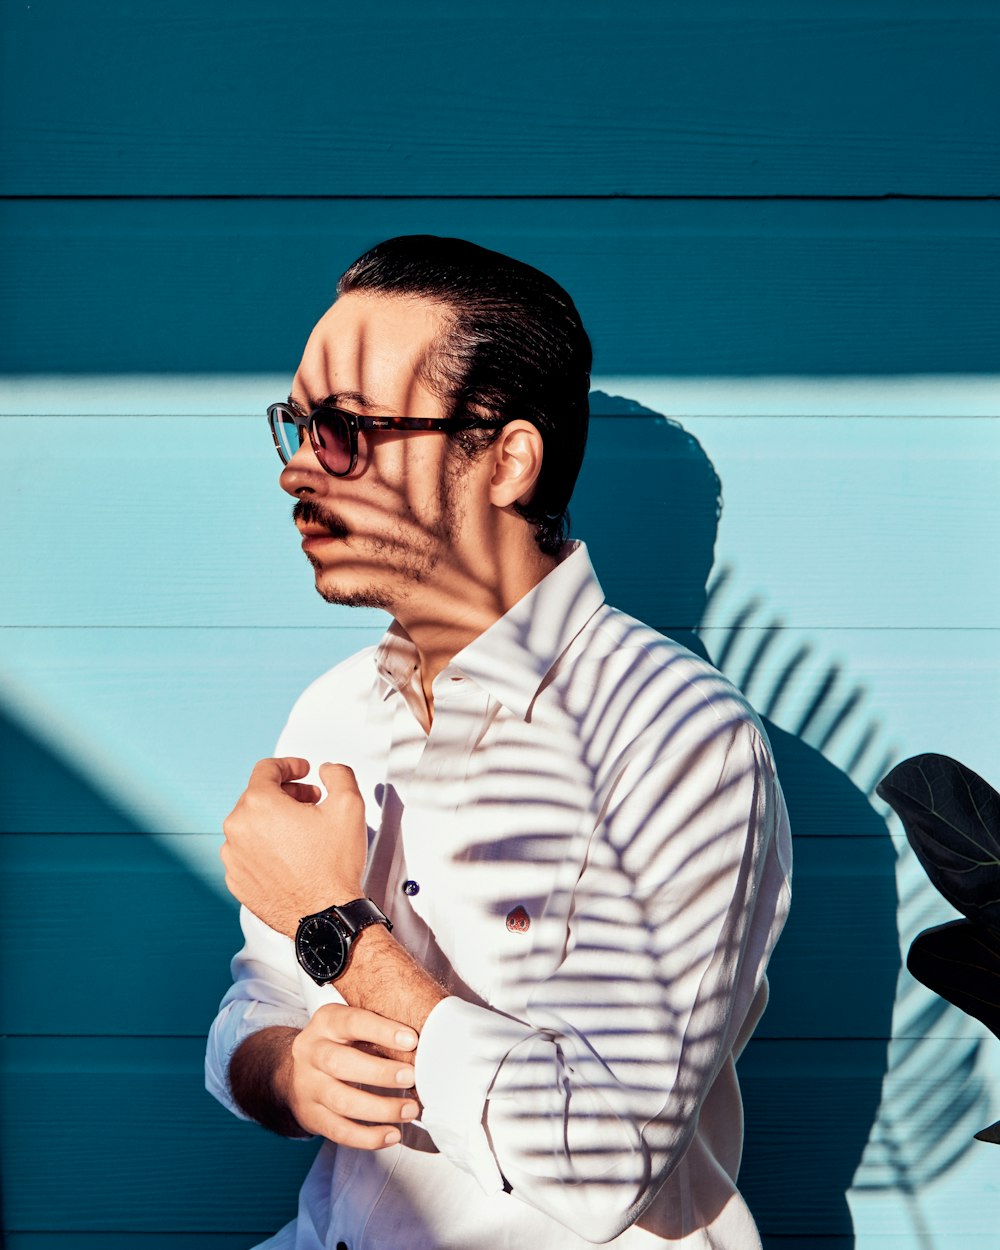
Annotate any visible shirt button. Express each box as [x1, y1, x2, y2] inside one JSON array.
[[402, 879, 420, 896], [336, 1243, 349, 1250], [506, 905, 530, 932]]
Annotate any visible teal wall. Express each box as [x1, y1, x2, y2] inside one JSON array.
[[2, 3, 999, 1247]]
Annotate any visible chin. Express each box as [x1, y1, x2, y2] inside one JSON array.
[[314, 572, 394, 612]]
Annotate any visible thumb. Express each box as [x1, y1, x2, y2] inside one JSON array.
[[317, 762, 361, 801]]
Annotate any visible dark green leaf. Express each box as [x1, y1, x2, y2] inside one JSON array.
[[876, 754, 1000, 925], [907, 919, 1000, 1041]]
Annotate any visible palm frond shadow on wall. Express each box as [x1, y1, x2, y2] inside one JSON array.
[[576, 394, 990, 1249], [702, 569, 989, 1250]]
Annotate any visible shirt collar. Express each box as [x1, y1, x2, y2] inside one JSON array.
[[375, 623, 421, 699], [374, 541, 606, 720]]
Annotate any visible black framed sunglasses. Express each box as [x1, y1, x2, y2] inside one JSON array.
[[267, 400, 504, 477]]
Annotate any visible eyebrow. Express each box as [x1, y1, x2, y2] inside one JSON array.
[[290, 389, 383, 412]]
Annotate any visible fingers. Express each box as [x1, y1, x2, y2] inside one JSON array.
[[244, 759, 361, 806], [304, 1108, 407, 1151], [317, 762, 363, 800], [290, 1005, 422, 1150], [313, 1003, 417, 1053], [319, 761, 357, 785], [322, 1079, 419, 1126], [314, 1037, 416, 1090], [246, 759, 358, 805], [294, 1066, 418, 1147], [281, 781, 323, 804], [249, 756, 311, 785]]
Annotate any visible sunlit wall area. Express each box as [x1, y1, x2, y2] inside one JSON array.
[[2, 3, 999, 1247]]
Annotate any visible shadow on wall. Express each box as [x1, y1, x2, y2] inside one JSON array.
[[3, 395, 976, 1245], [577, 393, 901, 1247], [1, 702, 144, 835], [0, 704, 316, 1241]]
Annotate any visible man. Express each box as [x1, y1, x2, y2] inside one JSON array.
[[206, 235, 792, 1249]]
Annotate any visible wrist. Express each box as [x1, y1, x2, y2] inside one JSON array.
[[279, 884, 363, 936], [334, 920, 395, 996], [228, 1026, 305, 1139], [336, 925, 447, 1037], [271, 1030, 296, 1104]]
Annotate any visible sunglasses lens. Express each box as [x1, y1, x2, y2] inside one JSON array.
[[311, 410, 353, 475], [270, 409, 304, 464]]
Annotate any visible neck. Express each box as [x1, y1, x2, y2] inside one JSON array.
[[395, 531, 562, 727]]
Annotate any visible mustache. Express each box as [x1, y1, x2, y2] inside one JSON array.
[[292, 498, 350, 539]]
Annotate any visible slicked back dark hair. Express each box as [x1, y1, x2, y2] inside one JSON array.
[[337, 235, 592, 555]]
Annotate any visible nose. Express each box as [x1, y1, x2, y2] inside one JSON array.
[[279, 434, 327, 498]]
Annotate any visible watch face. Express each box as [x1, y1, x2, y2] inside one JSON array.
[[296, 914, 348, 983]]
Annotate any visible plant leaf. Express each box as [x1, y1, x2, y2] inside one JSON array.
[[907, 919, 1000, 1041], [876, 753, 1000, 926]]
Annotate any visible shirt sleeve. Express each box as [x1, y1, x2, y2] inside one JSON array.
[[414, 715, 792, 1243], [205, 691, 335, 1118], [205, 903, 313, 1119]]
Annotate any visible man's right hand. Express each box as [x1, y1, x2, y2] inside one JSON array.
[[230, 1005, 419, 1148]]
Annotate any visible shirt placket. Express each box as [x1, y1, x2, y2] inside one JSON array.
[[391, 676, 495, 976], [363, 691, 431, 964]]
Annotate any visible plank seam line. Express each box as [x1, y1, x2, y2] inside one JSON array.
[[2, 1232, 279, 1238], [0, 1033, 927, 1041], [3, 420, 995, 425], [0, 830, 893, 838], [2, 625, 997, 632], [2, 193, 999, 204]]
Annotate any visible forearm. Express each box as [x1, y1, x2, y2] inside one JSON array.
[[336, 924, 447, 1065], [228, 1025, 308, 1138]]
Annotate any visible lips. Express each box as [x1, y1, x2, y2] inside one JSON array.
[[298, 527, 345, 549], [292, 500, 350, 541]]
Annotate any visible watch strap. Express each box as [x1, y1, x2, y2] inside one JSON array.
[[328, 897, 393, 938]]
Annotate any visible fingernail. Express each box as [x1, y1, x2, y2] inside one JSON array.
[[395, 1066, 416, 1085], [401, 1102, 419, 1120], [383, 1129, 401, 1145], [395, 1030, 417, 1048]]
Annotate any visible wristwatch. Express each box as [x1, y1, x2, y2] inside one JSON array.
[[294, 898, 393, 985]]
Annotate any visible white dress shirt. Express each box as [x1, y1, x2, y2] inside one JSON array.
[[206, 542, 792, 1249]]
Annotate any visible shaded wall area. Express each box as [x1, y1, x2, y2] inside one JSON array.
[[0, 706, 316, 1242]]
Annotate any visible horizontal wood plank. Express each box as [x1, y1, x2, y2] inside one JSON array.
[[0, 1236, 955, 1250], [3, 413, 997, 630], [0, 1036, 315, 1234], [0, 1036, 994, 1236], [2, 4, 998, 195], [5, 373, 1000, 418], [1, 1233, 969, 1250], [0, 831, 922, 1040], [2, 199, 998, 374], [0, 1238, 873, 1250], [737, 1037, 999, 1238], [2, 625, 996, 837], [6, 1238, 270, 1249], [0, 834, 239, 1037]]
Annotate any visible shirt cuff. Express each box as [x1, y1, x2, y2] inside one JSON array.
[[414, 995, 534, 1195]]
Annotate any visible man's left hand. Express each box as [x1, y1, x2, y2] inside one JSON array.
[[221, 757, 368, 937]]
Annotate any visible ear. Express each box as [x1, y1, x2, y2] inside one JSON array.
[[487, 421, 544, 509]]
